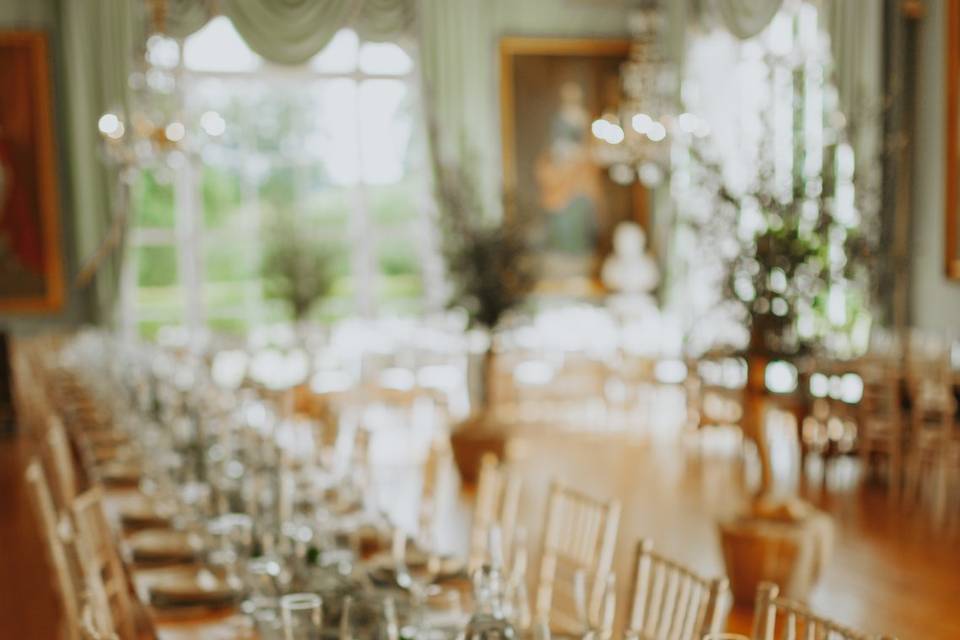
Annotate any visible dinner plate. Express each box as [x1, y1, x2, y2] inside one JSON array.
[[128, 529, 200, 563], [149, 568, 237, 608], [120, 503, 171, 530], [98, 461, 142, 486]]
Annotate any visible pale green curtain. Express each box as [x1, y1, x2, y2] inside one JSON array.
[[417, 0, 501, 212], [714, 0, 784, 39], [163, 0, 416, 62], [222, 0, 357, 64], [163, 0, 215, 39], [59, 0, 139, 324], [823, 0, 884, 178]]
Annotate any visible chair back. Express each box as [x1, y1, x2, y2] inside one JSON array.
[[26, 458, 82, 640], [469, 453, 522, 572], [80, 570, 120, 640], [753, 582, 896, 640], [71, 487, 138, 640], [625, 539, 729, 640], [535, 482, 620, 635], [46, 416, 79, 508]]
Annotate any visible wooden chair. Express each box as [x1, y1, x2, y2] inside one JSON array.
[[71, 487, 139, 640], [752, 582, 896, 640], [856, 357, 905, 496], [624, 539, 729, 640], [535, 482, 620, 635], [26, 459, 83, 640], [904, 354, 957, 514], [80, 568, 120, 640], [469, 453, 522, 572], [45, 415, 85, 504]]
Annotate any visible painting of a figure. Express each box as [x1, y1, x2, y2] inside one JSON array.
[[0, 32, 63, 312], [501, 38, 644, 294], [946, 2, 960, 279]]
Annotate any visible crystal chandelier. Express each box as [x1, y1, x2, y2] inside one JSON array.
[[96, 0, 225, 172], [591, 0, 708, 187]]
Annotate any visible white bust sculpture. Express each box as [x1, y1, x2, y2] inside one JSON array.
[[601, 222, 659, 295]]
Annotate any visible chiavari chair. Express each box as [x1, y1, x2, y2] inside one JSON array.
[[469, 453, 523, 572], [80, 567, 121, 640], [855, 356, 905, 496], [752, 582, 896, 640], [535, 482, 621, 636], [418, 435, 453, 547], [71, 487, 140, 640], [45, 415, 81, 508], [25, 459, 83, 640], [903, 343, 957, 514], [624, 539, 729, 640]]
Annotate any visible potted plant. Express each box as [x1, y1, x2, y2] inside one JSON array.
[[261, 210, 335, 326], [434, 159, 536, 414], [433, 159, 536, 482], [684, 121, 875, 603]]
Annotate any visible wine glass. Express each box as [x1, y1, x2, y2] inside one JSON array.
[[280, 593, 323, 640], [420, 585, 465, 639]]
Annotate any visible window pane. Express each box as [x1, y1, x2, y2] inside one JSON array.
[[202, 165, 244, 229], [205, 239, 257, 282], [319, 79, 359, 185], [359, 79, 411, 185], [133, 244, 183, 337], [377, 233, 423, 313], [310, 29, 359, 73], [133, 170, 175, 228], [183, 16, 262, 72], [137, 245, 178, 287], [369, 180, 420, 226], [359, 42, 413, 75], [304, 187, 351, 230]]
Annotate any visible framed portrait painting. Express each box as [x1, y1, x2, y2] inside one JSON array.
[[946, 3, 960, 280], [0, 31, 63, 312], [500, 37, 646, 295]]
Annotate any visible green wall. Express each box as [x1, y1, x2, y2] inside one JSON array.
[[911, 0, 960, 330]]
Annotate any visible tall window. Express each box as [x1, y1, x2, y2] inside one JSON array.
[[122, 18, 438, 338]]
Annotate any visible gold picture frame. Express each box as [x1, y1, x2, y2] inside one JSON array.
[[0, 31, 64, 312], [500, 37, 647, 295], [945, 3, 960, 279]]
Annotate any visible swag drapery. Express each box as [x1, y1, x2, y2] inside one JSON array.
[[161, 0, 416, 59]]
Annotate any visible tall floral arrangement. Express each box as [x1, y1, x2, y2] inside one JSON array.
[[261, 211, 335, 322], [434, 160, 536, 332]]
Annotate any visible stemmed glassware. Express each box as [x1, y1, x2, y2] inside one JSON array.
[[280, 593, 323, 640]]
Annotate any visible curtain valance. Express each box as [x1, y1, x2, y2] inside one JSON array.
[[713, 0, 784, 40], [163, 0, 416, 64]]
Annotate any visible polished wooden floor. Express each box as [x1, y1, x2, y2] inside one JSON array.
[[3, 428, 958, 639]]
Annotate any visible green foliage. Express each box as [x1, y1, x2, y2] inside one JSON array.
[[202, 166, 243, 228], [137, 245, 178, 287], [689, 143, 862, 356], [260, 212, 336, 321], [370, 182, 420, 225], [134, 170, 174, 228], [434, 159, 536, 330]]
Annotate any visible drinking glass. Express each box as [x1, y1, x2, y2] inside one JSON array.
[[280, 593, 323, 640], [420, 584, 464, 639], [250, 597, 283, 640]]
